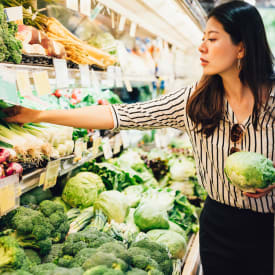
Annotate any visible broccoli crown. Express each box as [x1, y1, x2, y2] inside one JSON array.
[[0, 236, 26, 271], [61, 230, 115, 257], [2, 270, 32, 275], [24, 249, 41, 265], [83, 265, 124, 275], [56, 254, 75, 268], [40, 200, 65, 217], [131, 239, 172, 275], [39, 200, 70, 243], [31, 263, 84, 275], [126, 268, 147, 275], [42, 244, 64, 264], [73, 248, 97, 267], [11, 207, 53, 241], [62, 240, 88, 257], [104, 270, 125, 275], [97, 242, 130, 263], [20, 188, 53, 207], [83, 265, 109, 275], [83, 252, 128, 272]]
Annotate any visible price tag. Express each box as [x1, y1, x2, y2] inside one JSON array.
[[91, 69, 101, 93], [92, 135, 102, 157], [129, 22, 137, 37], [154, 131, 162, 148], [33, 71, 51, 96], [54, 59, 69, 88], [79, 64, 91, 87], [16, 71, 32, 96], [74, 138, 87, 161], [90, 3, 104, 21], [0, 68, 18, 104], [123, 77, 132, 92], [111, 11, 115, 29], [43, 159, 61, 190], [102, 137, 113, 159], [80, 0, 91, 16], [4, 6, 23, 23], [106, 66, 115, 88], [118, 15, 126, 32], [113, 134, 122, 154], [120, 131, 130, 148], [39, 171, 46, 186], [115, 67, 123, 88], [66, 0, 78, 11], [0, 174, 19, 216]]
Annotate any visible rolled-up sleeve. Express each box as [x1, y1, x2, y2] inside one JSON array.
[[111, 86, 193, 131]]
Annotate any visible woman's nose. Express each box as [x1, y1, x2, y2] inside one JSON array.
[[198, 41, 207, 53]]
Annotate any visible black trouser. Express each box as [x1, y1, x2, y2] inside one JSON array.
[[200, 197, 274, 275]]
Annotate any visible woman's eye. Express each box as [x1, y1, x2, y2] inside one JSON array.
[[208, 39, 216, 42]]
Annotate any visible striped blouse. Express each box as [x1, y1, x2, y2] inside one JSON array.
[[111, 84, 275, 213]]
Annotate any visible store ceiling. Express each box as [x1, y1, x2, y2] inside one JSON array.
[[198, 0, 275, 13]]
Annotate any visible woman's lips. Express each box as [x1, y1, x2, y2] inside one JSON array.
[[200, 58, 209, 66]]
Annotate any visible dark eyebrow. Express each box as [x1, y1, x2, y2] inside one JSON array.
[[203, 31, 219, 35]]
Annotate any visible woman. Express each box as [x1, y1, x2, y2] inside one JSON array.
[[4, 1, 275, 274]]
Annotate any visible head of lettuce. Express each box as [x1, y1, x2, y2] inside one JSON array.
[[224, 152, 275, 193]]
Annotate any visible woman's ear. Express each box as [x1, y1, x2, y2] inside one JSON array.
[[237, 42, 245, 59]]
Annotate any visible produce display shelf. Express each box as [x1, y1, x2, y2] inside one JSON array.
[[20, 168, 45, 194], [0, 63, 158, 84], [182, 232, 200, 275], [19, 135, 117, 196]]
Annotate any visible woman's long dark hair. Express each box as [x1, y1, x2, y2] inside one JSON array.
[[186, 1, 275, 137]]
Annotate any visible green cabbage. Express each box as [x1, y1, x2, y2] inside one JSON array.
[[224, 152, 275, 192], [123, 185, 144, 208], [168, 221, 187, 239], [147, 229, 187, 259], [169, 157, 196, 181], [62, 172, 105, 208], [134, 202, 169, 232], [94, 190, 129, 223]]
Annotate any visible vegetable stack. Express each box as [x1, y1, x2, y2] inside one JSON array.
[[0, 4, 22, 64]]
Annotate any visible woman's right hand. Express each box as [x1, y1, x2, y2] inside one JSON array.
[[3, 106, 42, 124]]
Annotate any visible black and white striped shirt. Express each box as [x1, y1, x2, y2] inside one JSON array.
[[111, 84, 275, 213]]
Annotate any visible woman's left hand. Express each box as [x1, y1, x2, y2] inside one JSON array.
[[243, 184, 275, 198], [243, 162, 275, 198]]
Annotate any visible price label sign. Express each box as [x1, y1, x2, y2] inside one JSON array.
[[33, 71, 51, 96], [154, 130, 162, 148], [74, 138, 87, 162], [115, 67, 123, 88], [66, 0, 78, 11], [91, 69, 101, 93], [54, 59, 69, 88], [80, 0, 91, 16], [16, 71, 32, 96], [118, 15, 126, 32], [102, 137, 113, 159], [129, 22, 137, 37], [43, 159, 61, 190], [79, 64, 91, 87], [38, 171, 46, 186], [0, 174, 19, 216], [121, 130, 130, 148], [113, 134, 122, 154], [92, 135, 102, 157], [0, 68, 18, 104], [4, 6, 23, 23], [123, 77, 133, 92]]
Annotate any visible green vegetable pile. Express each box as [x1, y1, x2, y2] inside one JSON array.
[[0, 4, 22, 64]]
